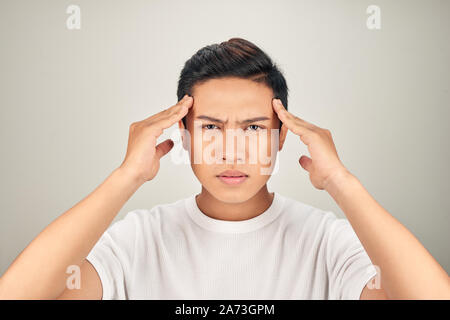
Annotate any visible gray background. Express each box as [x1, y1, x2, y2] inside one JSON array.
[[1, 0, 449, 276]]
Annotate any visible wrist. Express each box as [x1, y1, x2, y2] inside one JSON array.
[[114, 166, 147, 187], [323, 168, 356, 194]]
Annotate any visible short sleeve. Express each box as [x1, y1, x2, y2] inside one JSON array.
[[325, 216, 378, 300], [86, 211, 138, 300]]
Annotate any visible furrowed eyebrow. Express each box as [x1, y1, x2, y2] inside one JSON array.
[[239, 117, 270, 124], [195, 115, 226, 123], [195, 115, 270, 124]]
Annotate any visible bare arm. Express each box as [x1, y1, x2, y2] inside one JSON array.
[[0, 94, 193, 299], [56, 259, 103, 300], [325, 170, 450, 299], [271, 98, 450, 299], [0, 167, 142, 299]]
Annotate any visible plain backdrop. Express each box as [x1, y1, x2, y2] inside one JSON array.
[[1, 0, 449, 276]]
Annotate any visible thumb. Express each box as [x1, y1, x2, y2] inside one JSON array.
[[299, 155, 312, 172], [155, 139, 174, 160]]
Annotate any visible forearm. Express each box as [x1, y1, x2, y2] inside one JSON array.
[[0, 167, 143, 299], [325, 170, 450, 299]]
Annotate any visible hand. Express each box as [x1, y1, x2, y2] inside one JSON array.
[[119, 94, 193, 184], [272, 98, 350, 190]]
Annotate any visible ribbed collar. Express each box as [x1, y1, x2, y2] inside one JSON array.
[[185, 192, 285, 234]]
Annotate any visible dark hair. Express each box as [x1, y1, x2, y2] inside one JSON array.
[[177, 38, 288, 130]]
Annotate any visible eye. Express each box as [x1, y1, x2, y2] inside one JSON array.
[[202, 124, 219, 130], [246, 124, 262, 131]]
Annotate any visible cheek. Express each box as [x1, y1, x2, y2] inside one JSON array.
[[247, 131, 278, 163], [191, 163, 209, 178], [190, 134, 220, 164]]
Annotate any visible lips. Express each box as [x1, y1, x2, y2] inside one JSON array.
[[216, 170, 248, 186], [217, 170, 248, 178]]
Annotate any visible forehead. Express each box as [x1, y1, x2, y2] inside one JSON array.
[[190, 77, 275, 118]]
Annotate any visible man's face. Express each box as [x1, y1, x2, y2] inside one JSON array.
[[179, 77, 287, 203]]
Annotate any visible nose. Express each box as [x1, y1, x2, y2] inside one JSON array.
[[222, 129, 246, 164]]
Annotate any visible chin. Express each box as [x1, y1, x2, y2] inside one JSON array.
[[209, 185, 258, 204]]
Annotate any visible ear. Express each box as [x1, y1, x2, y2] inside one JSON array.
[[178, 119, 189, 151], [278, 124, 288, 151]]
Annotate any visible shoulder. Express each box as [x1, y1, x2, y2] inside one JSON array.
[[277, 193, 339, 231], [271, 194, 351, 260], [112, 196, 190, 234], [273, 193, 346, 246]]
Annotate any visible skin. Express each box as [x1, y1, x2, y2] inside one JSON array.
[[0, 77, 448, 300], [272, 98, 450, 299], [179, 77, 287, 221], [0, 94, 193, 299]]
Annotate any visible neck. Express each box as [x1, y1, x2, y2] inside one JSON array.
[[195, 185, 274, 221]]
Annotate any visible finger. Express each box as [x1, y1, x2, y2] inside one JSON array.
[[272, 99, 316, 129], [272, 99, 314, 137], [299, 155, 313, 172], [168, 94, 194, 114], [159, 95, 193, 127], [154, 139, 174, 160], [148, 95, 194, 132], [143, 94, 193, 123], [160, 94, 193, 120], [172, 94, 195, 112]]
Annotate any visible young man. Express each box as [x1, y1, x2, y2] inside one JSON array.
[[0, 38, 448, 300]]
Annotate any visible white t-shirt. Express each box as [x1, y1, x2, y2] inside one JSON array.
[[86, 192, 378, 300]]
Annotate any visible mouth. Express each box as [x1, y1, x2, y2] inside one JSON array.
[[216, 170, 249, 186]]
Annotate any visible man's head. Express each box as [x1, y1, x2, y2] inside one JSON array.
[[176, 38, 289, 203]]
